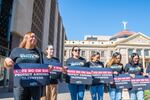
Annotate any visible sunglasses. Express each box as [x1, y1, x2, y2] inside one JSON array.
[[73, 49, 81, 52]]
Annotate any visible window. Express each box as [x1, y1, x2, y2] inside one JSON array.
[[137, 49, 142, 56], [91, 51, 96, 55], [64, 50, 67, 56], [31, 0, 46, 48], [0, 0, 13, 55], [0, 56, 5, 81], [101, 51, 104, 57], [128, 49, 134, 56], [81, 51, 85, 57], [111, 51, 114, 56], [144, 49, 149, 56]]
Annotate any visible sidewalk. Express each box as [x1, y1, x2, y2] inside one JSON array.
[[0, 83, 110, 100], [0, 83, 130, 100], [0, 82, 131, 100], [0, 86, 13, 100], [0, 89, 109, 100]]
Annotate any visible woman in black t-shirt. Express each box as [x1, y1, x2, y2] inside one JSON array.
[[66, 46, 86, 100], [86, 52, 104, 100], [125, 53, 144, 100], [106, 52, 124, 100], [4, 32, 43, 100], [43, 45, 61, 100]]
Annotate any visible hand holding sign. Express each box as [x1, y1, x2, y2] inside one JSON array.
[[48, 65, 54, 71], [130, 74, 135, 78], [4, 57, 14, 68], [61, 66, 68, 74], [113, 71, 118, 75]]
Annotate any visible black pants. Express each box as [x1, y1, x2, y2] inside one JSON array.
[[14, 86, 41, 100]]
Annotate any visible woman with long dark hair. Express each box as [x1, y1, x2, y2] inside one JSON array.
[[66, 46, 86, 100], [125, 53, 144, 100]]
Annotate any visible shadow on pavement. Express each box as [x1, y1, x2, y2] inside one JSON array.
[[0, 87, 13, 99], [58, 82, 70, 94], [0, 82, 70, 99]]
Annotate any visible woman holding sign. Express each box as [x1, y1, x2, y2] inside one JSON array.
[[106, 52, 124, 100], [4, 32, 43, 100], [125, 53, 144, 100], [86, 52, 104, 100], [43, 45, 61, 100], [66, 46, 86, 100]]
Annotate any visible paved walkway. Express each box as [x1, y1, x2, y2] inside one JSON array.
[[0, 83, 130, 100]]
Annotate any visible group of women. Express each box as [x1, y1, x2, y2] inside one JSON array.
[[66, 46, 147, 100], [3, 32, 149, 100]]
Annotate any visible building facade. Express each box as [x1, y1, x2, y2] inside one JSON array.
[[64, 30, 150, 72], [0, 0, 66, 86]]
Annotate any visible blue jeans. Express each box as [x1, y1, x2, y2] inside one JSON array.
[[14, 86, 41, 100], [109, 87, 122, 100], [129, 90, 144, 100], [90, 84, 104, 100], [68, 84, 85, 100]]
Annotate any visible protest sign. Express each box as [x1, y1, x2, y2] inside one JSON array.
[[131, 75, 150, 90], [14, 63, 50, 87], [91, 68, 113, 84], [114, 74, 132, 89], [66, 66, 92, 85]]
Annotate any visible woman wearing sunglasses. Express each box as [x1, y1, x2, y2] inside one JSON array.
[[106, 52, 124, 100], [66, 46, 86, 100]]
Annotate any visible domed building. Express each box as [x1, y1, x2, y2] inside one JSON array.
[[65, 24, 150, 70], [110, 29, 136, 41]]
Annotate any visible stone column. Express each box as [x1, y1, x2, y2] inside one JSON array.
[[126, 48, 129, 64], [142, 49, 146, 73]]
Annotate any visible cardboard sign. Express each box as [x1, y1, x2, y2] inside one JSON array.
[[91, 68, 113, 84], [114, 74, 132, 89], [14, 63, 50, 87], [131, 75, 150, 90], [66, 66, 92, 85]]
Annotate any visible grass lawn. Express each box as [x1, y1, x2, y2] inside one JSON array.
[[144, 90, 150, 100]]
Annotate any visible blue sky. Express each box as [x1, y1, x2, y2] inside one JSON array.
[[58, 0, 150, 40]]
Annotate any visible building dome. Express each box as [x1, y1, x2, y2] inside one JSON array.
[[110, 30, 136, 40]]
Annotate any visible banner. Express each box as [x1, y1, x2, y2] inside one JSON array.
[[91, 68, 113, 84], [48, 62, 62, 80], [14, 63, 50, 87], [114, 74, 132, 89], [66, 66, 92, 85], [131, 75, 150, 90], [49, 66, 62, 79]]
